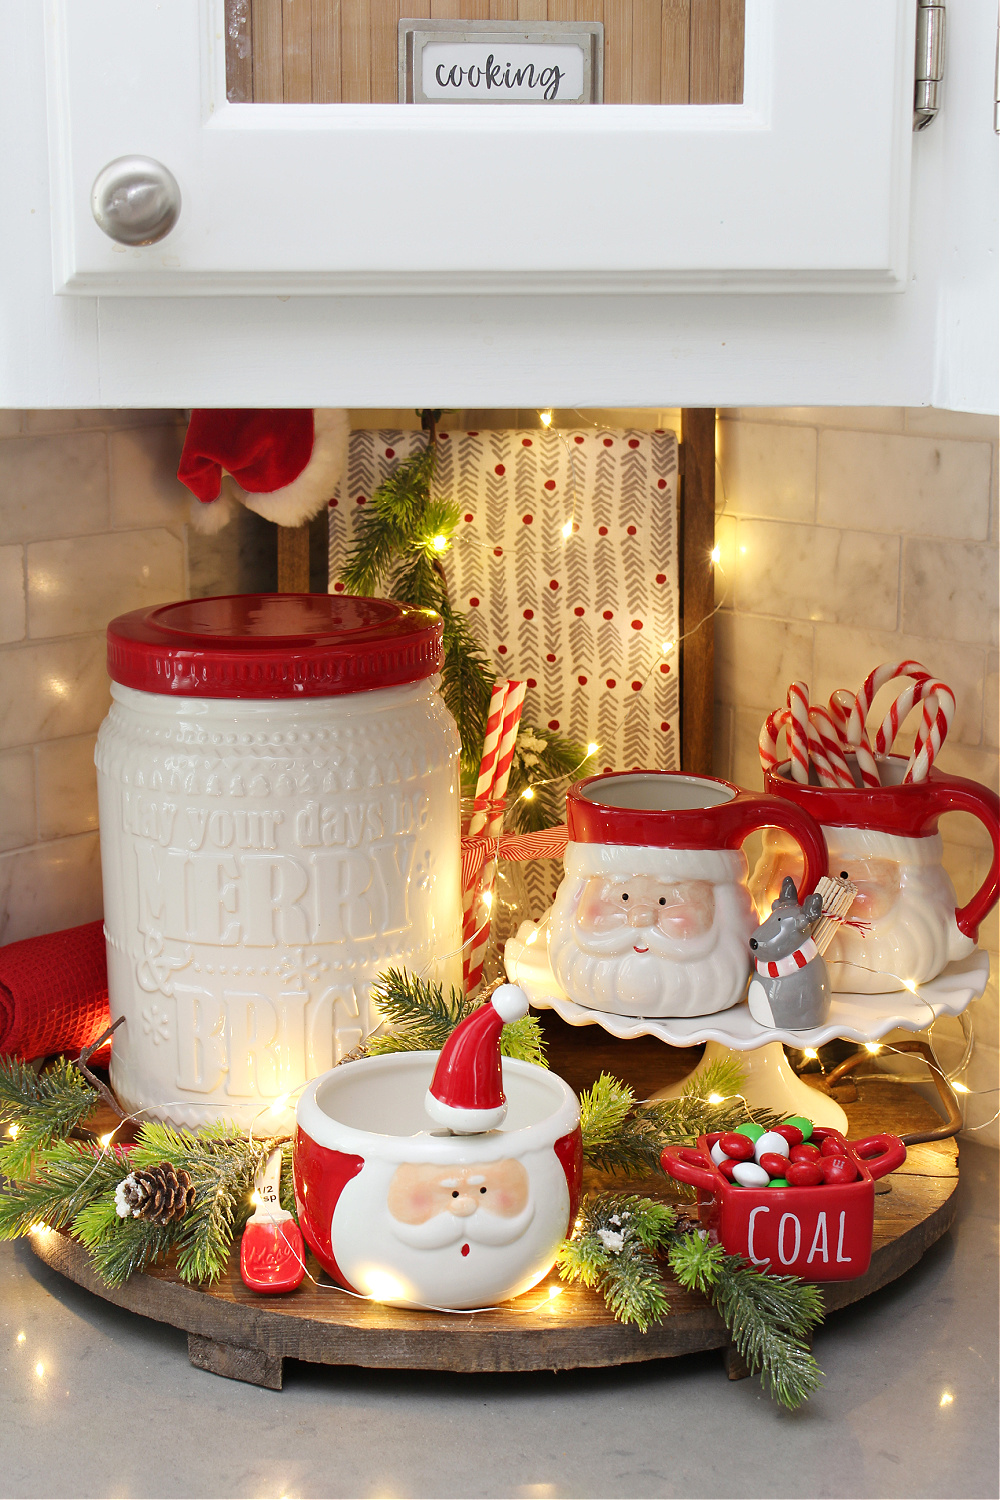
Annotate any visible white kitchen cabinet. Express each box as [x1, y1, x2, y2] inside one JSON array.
[[0, 0, 995, 410]]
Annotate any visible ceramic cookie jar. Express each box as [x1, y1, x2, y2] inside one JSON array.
[[96, 593, 463, 1132]]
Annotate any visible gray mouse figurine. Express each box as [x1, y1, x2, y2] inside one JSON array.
[[746, 876, 831, 1030]]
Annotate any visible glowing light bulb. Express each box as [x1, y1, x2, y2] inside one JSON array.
[[902, 978, 917, 993], [952, 1081, 970, 1094], [539, 410, 553, 427], [547, 1284, 562, 1300], [250, 1191, 261, 1207], [431, 534, 448, 552], [30, 1223, 48, 1235], [940, 1391, 954, 1407], [98, 1133, 113, 1149], [35, 1362, 44, 1378], [707, 1093, 724, 1105], [561, 519, 573, 539], [525, 928, 540, 946], [865, 1042, 882, 1055], [739, 545, 747, 555], [710, 546, 721, 565], [803, 1048, 819, 1061], [363, 1269, 407, 1303], [16, 1332, 25, 1344], [7, 1123, 18, 1139], [522, 786, 536, 801], [482, 890, 493, 911], [269, 1093, 290, 1113], [586, 742, 598, 756], [661, 640, 674, 655]]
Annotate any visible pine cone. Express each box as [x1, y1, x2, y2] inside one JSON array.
[[114, 1162, 196, 1226]]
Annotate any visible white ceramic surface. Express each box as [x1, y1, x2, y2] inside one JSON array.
[[97, 678, 462, 1130], [507, 915, 991, 1050], [751, 823, 977, 993], [296, 1051, 580, 1310]]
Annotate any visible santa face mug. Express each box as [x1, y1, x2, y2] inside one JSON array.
[[294, 990, 582, 1310], [547, 771, 828, 1018], [753, 758, 999, 993]]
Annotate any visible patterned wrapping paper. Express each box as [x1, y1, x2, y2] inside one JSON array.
[[329, 427, 680, 918]]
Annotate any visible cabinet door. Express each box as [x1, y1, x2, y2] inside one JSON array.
[[45, 0, 915, 296]]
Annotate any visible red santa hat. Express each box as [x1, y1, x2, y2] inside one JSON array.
[[178, 408, 349, 533], [424, 985, 530, 1134]]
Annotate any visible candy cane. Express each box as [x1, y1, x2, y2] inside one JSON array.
[[905, 685, 955, 783], [841, 661, 933, 789], [808, 706, 855, 789], [758, 707, 791, 774], [786, 681, 812, 784]]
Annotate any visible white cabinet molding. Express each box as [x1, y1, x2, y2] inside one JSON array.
[[45, 0, 915, 297]]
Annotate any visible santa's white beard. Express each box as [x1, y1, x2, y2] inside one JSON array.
[[329, 1154, 568, 1309], [823, 868, 972, 992], [549, 883, 756, 1017], [388, 1200, 536, 1250]]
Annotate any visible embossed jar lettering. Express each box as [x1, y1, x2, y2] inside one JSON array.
[[98, 595, 462, 1131]]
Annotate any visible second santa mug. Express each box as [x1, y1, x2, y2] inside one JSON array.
[[547, 771, 828, 1019]]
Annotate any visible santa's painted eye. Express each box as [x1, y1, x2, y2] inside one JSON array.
[[621, 893, 629, 902], [452, 1190, 459, 1198], [659, 897, 666, 905], [479, 1186, 487, 1194]]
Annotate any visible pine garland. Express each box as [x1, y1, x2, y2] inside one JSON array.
[[366, 968, 547, 1068], [668, 1234, 825, 1409], [0, 987, 827, 1407], [578, 1059, 782, 1178], [557, 1193, 676, 1332], [0, 1056, 98, 1177]]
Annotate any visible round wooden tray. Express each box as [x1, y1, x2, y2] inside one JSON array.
[[29, 1018, 960, 1390]]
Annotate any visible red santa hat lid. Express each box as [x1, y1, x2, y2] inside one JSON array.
[[424, 986, 529, 1134]]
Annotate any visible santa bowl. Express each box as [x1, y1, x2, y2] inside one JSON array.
[[294, 1051, 582, 1310]]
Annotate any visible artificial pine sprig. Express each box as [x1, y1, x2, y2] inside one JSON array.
[[578, 1058, 782, 1178], [72, 1121, 271, 1287], [668, 1234, 825, 1410], [367, 968, 548, 1068], [557, 1193, 677, 1332], [0, 1139, 130, 1238], [339, 445, 441, 597], [0, 1055, 98, 1177]]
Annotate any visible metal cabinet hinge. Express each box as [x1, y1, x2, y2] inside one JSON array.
[[914, 0, 945, 129]]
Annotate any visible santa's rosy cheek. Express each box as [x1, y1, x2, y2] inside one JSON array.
[[576, 884, 625, 932]]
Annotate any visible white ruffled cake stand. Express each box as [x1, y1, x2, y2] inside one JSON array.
[[504, 915, 991, 1131]]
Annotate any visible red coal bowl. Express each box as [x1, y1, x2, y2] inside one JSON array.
[[661, 1127, 906, 1281]]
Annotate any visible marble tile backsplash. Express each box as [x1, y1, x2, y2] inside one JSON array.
[[0, 411, 190, 945], [715, 405, 999, 1145]]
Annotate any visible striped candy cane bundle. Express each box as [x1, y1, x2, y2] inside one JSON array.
[[759, 661, 956, 788]]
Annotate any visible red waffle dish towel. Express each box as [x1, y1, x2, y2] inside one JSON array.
[[0, 921, 111, 1062]]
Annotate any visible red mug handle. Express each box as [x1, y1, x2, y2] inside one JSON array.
[[660, 1146, 717, 1193], [850, 1133, 907, 1181], [721, 793, 828, 904], [928, 776, 1000, 942]]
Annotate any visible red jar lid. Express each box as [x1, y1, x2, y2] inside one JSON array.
[[107, 594, 443, 699]]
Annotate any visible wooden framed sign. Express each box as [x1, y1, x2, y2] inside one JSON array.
[[398, 20, 603, 106]]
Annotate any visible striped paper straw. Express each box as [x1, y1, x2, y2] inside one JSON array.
[[465, 681, 527, 993], [461, 681, 511, 989]]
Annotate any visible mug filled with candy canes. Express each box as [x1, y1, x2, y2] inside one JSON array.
[[753, 661, 999, 993]]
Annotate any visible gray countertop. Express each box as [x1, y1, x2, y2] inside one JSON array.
[[1, 1141, 997, 1500]]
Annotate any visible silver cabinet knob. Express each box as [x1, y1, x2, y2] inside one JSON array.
[[91, 156, 181, 245]]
